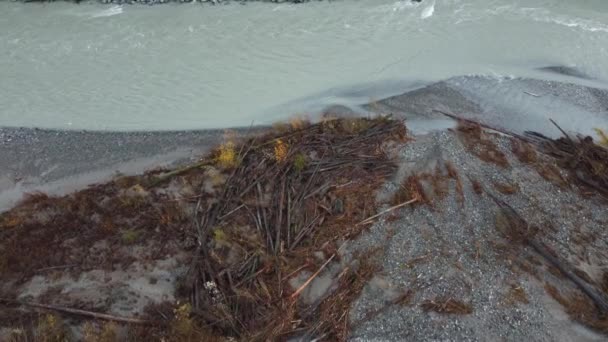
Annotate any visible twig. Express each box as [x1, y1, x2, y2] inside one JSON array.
[[549, 119, 573, 142], [36, 264, 78, 272], [281, 264, 310, 282], [148, 161, 211, 187], [164, 194, 206, 202], [218, 204, 245, 220], [356, 198, 418, 226], [290, 254, 336, 300], [487, 193, 608, 313], [523, 91, 541, 97], [0, 298, 152, 324], [433, 109, 524, 139]]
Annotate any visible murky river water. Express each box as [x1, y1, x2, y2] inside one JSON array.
[[1, 0, 608, 130]]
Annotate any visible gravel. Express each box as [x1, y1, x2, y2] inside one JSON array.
[[343, 129, 608, 341]]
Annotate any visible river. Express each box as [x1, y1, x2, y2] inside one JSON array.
[[1, 0, 608, 131]]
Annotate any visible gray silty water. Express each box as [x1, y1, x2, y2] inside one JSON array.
[[2, 0, 608, 131]]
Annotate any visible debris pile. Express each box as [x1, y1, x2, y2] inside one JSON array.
[[0, 116, 411, 341], [527, 124, 608, 199], [183, 116, 409, 340]]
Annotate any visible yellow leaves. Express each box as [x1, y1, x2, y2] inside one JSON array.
[[174, 302, 192, 320], [217, 141, 237, 169], [1, 215, 21, 229], [594, 128, 608, 147], [130, 184, 146, 194], [274, 139, 289, 163], [289, 116, 309, 130], [171, 302, 198, 340], [216, 130, 239, 169]]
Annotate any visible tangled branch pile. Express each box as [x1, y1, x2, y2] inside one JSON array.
[[526, 128, 608, 199], [183, 117, 408, 340]]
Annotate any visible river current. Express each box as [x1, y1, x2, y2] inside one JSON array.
[[1, 0, 608, 130]]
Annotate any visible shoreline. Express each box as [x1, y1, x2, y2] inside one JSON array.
[[2, 70, 608, 211], [0, 126, 269, 211]]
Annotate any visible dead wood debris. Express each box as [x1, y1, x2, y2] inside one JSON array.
[[183, 117, 408, 341], [456, 122, 510, 168], [420, 298, 473, 315], [0, 117, 409, 341], [526, 122, 608, 199], [488, 192, 608, 333]]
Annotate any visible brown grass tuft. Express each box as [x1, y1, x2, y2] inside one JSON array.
[[536, 163, 569, 188], [420, 298, 473, 314], [493, 181, 520, 195], [83, 321, 119, 342], [35, 313, 69, 342], [503, 283, 529, 305], [457, 122, 510, 168], [469, 178, 484, 195], [545, 283, 608, 333], [511, 139, 537, 164], [446, 161, 465, 204], [392, 174, 429, 207]]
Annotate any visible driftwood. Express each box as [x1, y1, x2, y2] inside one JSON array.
[[182, 117, 408, 339], [147, 160, 212, 187], [487, 193, 608, 313], [0, 298, 153, 325], [433, 109, 525, 140], [356, 198, 418, 226], [525, 120, 608, 199]]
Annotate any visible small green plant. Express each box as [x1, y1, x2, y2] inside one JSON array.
[[293, 153, 307, 172], [121, 229, 140, 245]]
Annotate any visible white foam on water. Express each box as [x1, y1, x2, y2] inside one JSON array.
[[90, 5, 123, 18], [421, 0, 435, 19], [520, 7, 608, 33]]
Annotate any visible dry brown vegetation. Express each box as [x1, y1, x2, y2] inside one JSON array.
[[511, 138, 569, 189], [391, 160, 467, 209], [491, 187, 608, 334], [469, 177, 484, 195], [503, 283, 529, 306], [183, 116, 408, 340], [420, 298, 473, 315], [545, 284, 608, 333], [492, 181, 520, 195], [511, 139, 538, 164], [0, 117, 409, 341], [527, 127, 608, 199], [457, 122, 510, 168]]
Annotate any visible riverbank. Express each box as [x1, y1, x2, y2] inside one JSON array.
[[2, 114, 608, 341], [2, 71, 607, 212], [0, 126, 268, 212]]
